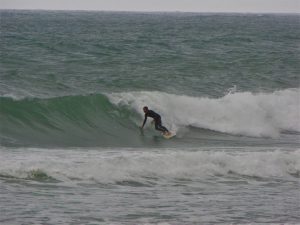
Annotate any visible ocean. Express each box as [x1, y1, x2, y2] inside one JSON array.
[[0, 10, 299, 224]]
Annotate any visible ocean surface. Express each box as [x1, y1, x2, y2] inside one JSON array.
[[0, 10, 300, 224]]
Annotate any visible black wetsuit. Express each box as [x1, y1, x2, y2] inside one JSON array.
[[143, 110, 169, 133]]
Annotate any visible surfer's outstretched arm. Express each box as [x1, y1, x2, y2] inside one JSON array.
[[141, 115, 147, 129]]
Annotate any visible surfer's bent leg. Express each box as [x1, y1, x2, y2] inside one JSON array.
[[155, 119, 169, 133]]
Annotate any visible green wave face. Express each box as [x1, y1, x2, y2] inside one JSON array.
[[0, 94, 142, 147]]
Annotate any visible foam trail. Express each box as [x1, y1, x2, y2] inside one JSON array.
[[107, 88, 300, 137]]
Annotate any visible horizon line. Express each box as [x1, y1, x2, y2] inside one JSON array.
[[1, 8, 299, 15]]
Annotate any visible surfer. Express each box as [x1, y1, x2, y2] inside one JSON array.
[[141, 106, 170, 135]]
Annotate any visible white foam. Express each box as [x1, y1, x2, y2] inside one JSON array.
[[1, 147, 299, 184], [107, 88, 300, 137], [1, 93, 27, 100]]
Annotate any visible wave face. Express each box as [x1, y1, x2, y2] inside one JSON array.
[[0, 94, 141, 147], [1, 88, 299, 147]]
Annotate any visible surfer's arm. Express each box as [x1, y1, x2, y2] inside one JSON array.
[[141, 115, 147, 128]]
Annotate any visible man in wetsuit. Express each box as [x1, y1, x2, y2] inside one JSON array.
[[141, 106, 170, 135]]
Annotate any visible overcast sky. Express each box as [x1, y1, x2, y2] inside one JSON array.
[[0, 0, 299, 13]]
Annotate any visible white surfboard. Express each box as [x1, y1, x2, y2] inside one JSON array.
[[162, 132, 176, 139]]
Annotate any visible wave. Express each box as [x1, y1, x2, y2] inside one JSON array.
[[1, 147, 299, 184], [1, 88, 299, 146]]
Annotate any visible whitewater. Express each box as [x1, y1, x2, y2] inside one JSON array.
[[108, 88, 300, 138], [1, 10, 300, 224]]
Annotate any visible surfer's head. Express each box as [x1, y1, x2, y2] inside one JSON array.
[[143, 106, 148, 113]]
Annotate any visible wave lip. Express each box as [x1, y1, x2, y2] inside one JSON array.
[[107, 88, 300, 138]]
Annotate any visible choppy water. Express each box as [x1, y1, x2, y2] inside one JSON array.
[[0, 10, 299, 224]]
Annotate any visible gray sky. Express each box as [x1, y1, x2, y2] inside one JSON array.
[[0, 0, 299, 13]]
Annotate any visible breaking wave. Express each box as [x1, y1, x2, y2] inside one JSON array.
[[1, 88, 299, 146], [108, 88, 300, 138]]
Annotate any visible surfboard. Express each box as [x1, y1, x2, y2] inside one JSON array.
[[162, 132, 176, 139]]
